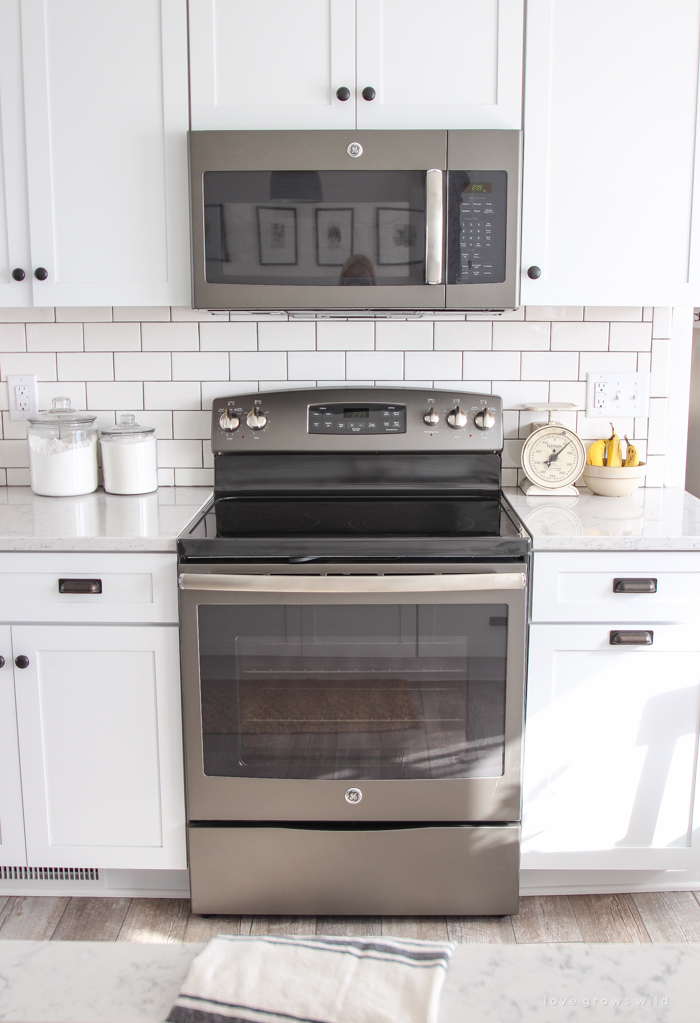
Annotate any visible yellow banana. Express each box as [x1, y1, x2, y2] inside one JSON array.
[[624, 436, 640, 467], [607, 423, 623, 467], [586, 438, 607, 466]]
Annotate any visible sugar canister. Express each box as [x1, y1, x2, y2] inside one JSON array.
[[100, 415, 158, 495], [27, 398, 98, 497]]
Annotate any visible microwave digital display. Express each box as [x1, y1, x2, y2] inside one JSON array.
[[447, 171, 508, 286]]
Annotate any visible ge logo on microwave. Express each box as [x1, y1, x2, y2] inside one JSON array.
[[345, 787, 362, 803], [347, 143, 363, 158]]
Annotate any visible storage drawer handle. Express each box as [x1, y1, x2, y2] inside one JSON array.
[[58, 578, 102, 594], [610, 630, 654, 645], [613, 578, 657, 593]]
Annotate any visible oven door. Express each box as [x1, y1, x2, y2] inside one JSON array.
[[179, 563, 526, 823]]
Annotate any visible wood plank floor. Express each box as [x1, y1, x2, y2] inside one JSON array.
[[0, 893, 699, 944]]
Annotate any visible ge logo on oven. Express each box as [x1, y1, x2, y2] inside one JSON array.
[[345, 787, 362, 804], [346, 143, 363, 158]]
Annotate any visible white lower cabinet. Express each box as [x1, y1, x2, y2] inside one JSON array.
[[3, 623, 186, 871], [0, 626, 27, 866], [523, 623, 700, 870]]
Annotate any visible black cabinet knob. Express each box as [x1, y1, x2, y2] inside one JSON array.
[[527, 265, 541, 279], [336, 86, 350, 101], [34, 267, 48, 281], [0, 656, 5, 668], [361, 86, 376, 101], [11, 268, 25, 281], [15, 655, 30, 669]]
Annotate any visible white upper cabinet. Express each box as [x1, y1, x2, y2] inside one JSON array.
[[521, 0, 700, 306], [189, 0, 357, 130], [0, 3, 31, 307], [0, 0, 190, 308], [355, 0, 523, 130], [189, 0, 523, 132]]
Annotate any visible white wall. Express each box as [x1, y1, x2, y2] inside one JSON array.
[[0, 304, 686, 489]]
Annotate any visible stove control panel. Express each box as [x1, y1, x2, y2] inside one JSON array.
[[211, 387, 503, 453]]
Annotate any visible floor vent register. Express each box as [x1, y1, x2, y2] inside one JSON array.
[[0, 865, 100, 882]]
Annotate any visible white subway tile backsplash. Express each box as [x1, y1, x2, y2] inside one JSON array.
[[142, 322, 198, 351], [171, 307, 229, 321], [502, 411, 520, 439], [202, 381, 241, 409], [584, 307, 642, 321], [548, 380, 587, 407], [609, 322, 652, 351], [157, 439, 203, 468], [58, 352, 114, 382], [463, 351, 520, 379], [0, 440, 29, 467], [502, 439, 525, 469], [84, 322, 141, 352], [0, 308, 54, 323], [115, 352, 171, 381], [634, 416, 648, 439], [258, 322, 315, 350], [525, 307, 583, 321], [230, 351, 287, 380], [346, 351, 403, 380], [119, 410, 173, 438], [199, 322, 257, 351], [88, 381, 143, 410], [2, 414, 27, 440], [551, 322, 608, 351], [493, 322, 550, 350], [55, 307, 111, 322], [578, 351, 637, 378], [157, 467, 175, 486], [0, 352, 57, 381], [316, 321, 374, 350], [114, 307, 170, 321], [38, 381, 86, 411], [27, 323, 83, 352], [143, 381, 199, 410], [175, 468, 215, 486], [6, 468, 30, 484], [172, 351, 229, 381], [643, 307, 653, 322], [637, 352, 651, 373], [577, 414, 634, 439], [288, 351, 345, 380], [405, 351, 462, 380], [652, 307, 673, 339], [650, 338, 671, 397], [522, 351, 579, 381], [434, 321, 492, 350], [0, 383, 8, 412], [376, 321, 433, 350], [492, 380, 549, 408], [0, 325, 26, 353], [174, 411, 211, 440]]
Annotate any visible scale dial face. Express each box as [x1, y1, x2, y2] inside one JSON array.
[[521, 425, 586, 490]]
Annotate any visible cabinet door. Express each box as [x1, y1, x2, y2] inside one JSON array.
[[13, 624, 186, 870], [521, 0, 700, 305], [522, 624, 700, 870], [0, 627, 26, 866], [189, 0, 356, 130], [0, 1, 31, 307], [19, 0, 190, 307], [356, 0, 523, 130]]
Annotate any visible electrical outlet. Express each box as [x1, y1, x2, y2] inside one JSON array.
[[7, 374, 38, 421], [585, 372, 650, 418]]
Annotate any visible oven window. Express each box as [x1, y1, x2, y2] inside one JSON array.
[[198, 603, 508, 780], [203, 171, 426, 287]]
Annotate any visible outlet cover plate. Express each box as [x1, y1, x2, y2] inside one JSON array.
[[7, 374, 38, 421], [585, 372, 650, 418]]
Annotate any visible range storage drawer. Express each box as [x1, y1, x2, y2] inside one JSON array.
[[531, 552, 700, 623], [0, 553, 177, 624], [188, 823, 520, 915]]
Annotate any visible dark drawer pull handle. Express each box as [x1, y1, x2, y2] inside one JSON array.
[[610, 630, 654, 645], [613, 578, 657, 593], [58, 578, 102, 594]]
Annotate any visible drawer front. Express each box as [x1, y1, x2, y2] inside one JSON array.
[[532, 552, 700, 623], [0, 553, 177, 623]]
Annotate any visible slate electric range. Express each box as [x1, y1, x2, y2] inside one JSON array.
[[178, 386, 530, 915]]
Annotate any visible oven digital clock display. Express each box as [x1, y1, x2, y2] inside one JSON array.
[[309, 402, 406, 434], [344, 408, 369, 418]]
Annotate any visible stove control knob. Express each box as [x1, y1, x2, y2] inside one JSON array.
[[446, 406, 468, 429], [474, 408, 496, 431], [219, 411, 240, 432], [423, 408, 440, 426], [246, 408, 267, 431]]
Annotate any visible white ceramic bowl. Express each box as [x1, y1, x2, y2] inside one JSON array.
[[582, 462, 646, 497]]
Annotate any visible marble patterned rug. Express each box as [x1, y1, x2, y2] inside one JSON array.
[[0, 939, 698, 1022]]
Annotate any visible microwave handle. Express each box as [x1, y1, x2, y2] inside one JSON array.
[[179, 572, 526, 594], [425, 169, 444, 284]]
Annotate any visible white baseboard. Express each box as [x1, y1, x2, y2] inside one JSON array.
[[520, 868, 700, 896], [0, 868, 191, 900]]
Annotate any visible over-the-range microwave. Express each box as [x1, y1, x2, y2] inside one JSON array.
[[188, 129, 522, 312]]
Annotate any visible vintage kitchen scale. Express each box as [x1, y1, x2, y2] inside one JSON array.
[[519, 402, 586, 496]]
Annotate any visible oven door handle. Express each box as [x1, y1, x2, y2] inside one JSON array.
[[425, 168, 444, 285], [178, 572, 526, 594]]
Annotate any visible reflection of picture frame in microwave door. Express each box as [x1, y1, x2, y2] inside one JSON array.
[[315, 208, 354, 266], [376, 208, 423, 265], [256, 207, 297, 265]]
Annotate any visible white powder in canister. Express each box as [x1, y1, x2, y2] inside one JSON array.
[[100, 434, 158, 495], [28, 432, 98, 497]]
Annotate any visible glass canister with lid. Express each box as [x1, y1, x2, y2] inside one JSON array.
[[27, 397, 98, 497], [100, 415, 158, 495]]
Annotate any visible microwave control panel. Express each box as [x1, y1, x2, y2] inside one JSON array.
[[447, 170, 507, 286]]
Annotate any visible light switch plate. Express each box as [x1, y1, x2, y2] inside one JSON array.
[[7, 374, 38, 421], [585, 372, 650, 418]]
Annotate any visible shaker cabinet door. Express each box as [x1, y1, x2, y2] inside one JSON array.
[[0, 626, 26, 867], [521, 0, 700, 306], [12, 624, 186, 870], [0, 1, 31, 308], [18, 0, 190, 307], [189, 0, 356, 130], [356, 0, 523, 130], [522, 624, 700, 870]]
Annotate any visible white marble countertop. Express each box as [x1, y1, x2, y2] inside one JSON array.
[[504, 486, 700, 551], [0, 487, 212, 552]]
